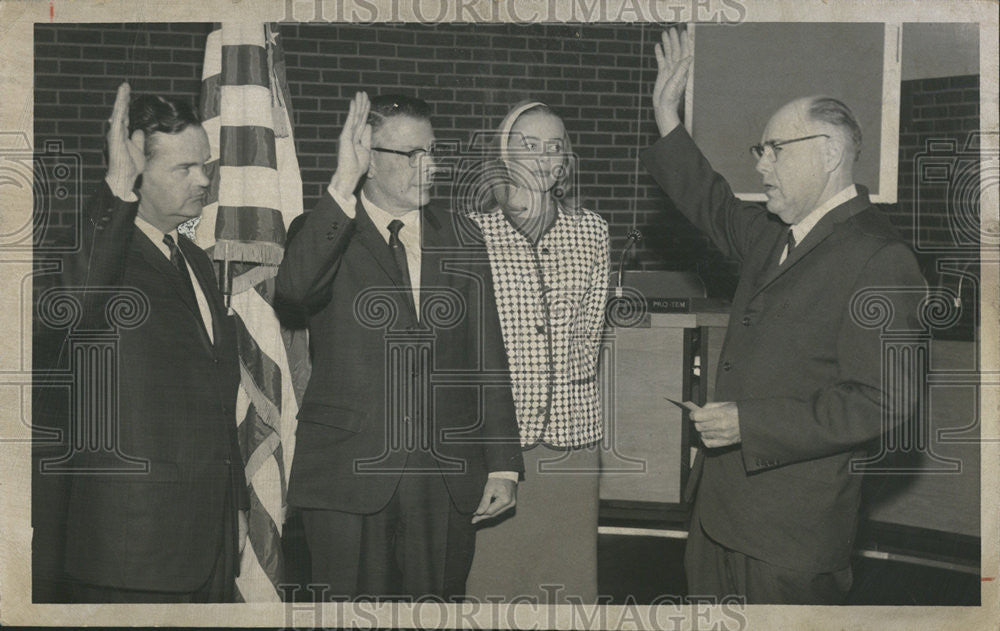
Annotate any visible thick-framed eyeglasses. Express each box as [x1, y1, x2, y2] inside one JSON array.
[[371, 146, 439, 167], [749, 134, 829, 161]]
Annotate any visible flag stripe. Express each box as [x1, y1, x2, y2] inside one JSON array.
[[218, 165, 283, 210], [201, 73, 222, 121], [221, 22, 266, 47], [220, 85, 275, 129], [221, 44, 269, 88], [220, 125, 277, 169], [226, 263, 279, 297], [200, 22, 304, 602], [249, 447, 285, 540], [245, 482, 284, 594], [235, 279, 297, 384], [234, 314, 282, 433], [245, 415, 281, 483], [215, 204, 286, 245], [203, 159, 220, 206], [203, 27, 222, 77]]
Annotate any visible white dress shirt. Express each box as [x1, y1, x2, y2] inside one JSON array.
[[780, 184, 858, 264], [358, 192, 422, 317], [134, 213, 214, 343], [327, 184, 516, 482]]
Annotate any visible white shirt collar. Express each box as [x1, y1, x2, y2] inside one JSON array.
[[791, 184, 858, 243], [134, 213, 179, 259], [360, 191, 421, 244]]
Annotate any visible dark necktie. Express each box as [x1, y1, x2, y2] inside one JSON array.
[[163, 233, 199, 306], [387, 219, 412, 289], [782, 228, 797, 264]]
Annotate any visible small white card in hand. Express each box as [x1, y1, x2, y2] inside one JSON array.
[[665, 397, 701, 412]]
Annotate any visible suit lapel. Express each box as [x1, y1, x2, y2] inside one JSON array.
[[179, 235, 223, 349], [133, 226, 202, 317], [417, 206, 448, 325], [354, 198, 418, 321], [355, 200, 408, 287], [750, 189, 871, 299]]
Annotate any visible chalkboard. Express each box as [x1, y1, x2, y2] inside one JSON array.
[[689, 23, 900, 203]]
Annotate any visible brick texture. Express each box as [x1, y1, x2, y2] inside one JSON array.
[[886, 75, 981, 339], [33, 24, 982, 336]]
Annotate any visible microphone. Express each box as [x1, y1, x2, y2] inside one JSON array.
[[615, 228, 642, 297]]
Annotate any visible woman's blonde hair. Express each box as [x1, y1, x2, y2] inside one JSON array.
[[469, 101, 581, 215]]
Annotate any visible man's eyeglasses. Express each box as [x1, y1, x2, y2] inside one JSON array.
[[371, 146, 441, 167], [749, 134, 829, 161]]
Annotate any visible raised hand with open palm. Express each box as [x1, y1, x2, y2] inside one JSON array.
[[652, 27, 694, 136], [329, 91, 372, 199], [105, 82, 146, 199]]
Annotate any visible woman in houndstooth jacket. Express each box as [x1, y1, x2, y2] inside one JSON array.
[[464, 101, 610, 604]]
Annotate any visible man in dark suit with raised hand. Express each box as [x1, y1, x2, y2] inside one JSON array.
[[37, 83, 249, 602], [277, 92, 523, 600], [640, 28, 926, 604]]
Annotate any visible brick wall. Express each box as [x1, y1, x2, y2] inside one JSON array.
[[887, 75, 981, 339], [33, 23, 212, 247], [33, 23, 726, 288], [279, 23, 721, 289], [32, 24, 983, 326]]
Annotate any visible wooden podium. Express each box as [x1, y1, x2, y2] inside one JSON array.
[[599, 307, 729, 511]]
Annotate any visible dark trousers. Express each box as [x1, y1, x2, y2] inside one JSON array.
[[300, 453, 476, 601], [685, 513, 852, 605], [70, 489, 238, 603]]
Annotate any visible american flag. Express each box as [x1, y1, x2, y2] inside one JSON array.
[[183, 22, 309, 602]]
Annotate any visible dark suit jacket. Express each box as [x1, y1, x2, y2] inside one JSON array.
[[641, 127, 926, 572], [35, 182, 248, 593], [276, 191, 523, 515]]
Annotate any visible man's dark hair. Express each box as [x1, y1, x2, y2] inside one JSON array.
[[367, 94, 431, 135], [809, 97, 862, 162], [128, 94, 202, 158]]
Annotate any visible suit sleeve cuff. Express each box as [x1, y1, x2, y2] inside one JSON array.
[[488, 471, 520, 483], [738, 398, 783, 472], [326, 184, 356, 218]]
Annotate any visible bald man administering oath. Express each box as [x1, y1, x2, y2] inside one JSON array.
[[640, 28, 926, 604]]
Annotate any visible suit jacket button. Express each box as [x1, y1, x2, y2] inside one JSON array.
[[404, 415, 411, 423], [722, 360, 732, 371], [224, 458, 231, 465], [331, 221, 339, 230], [741, 316, 751, 326]]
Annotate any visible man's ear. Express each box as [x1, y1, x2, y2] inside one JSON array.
[[823, 133, 848, 173]]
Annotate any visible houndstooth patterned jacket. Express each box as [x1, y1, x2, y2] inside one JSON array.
[[473, 205, 610, 448]]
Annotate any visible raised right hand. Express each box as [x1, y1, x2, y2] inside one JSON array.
[[329, 91, 372, 198], [105, 82, 145, 198], [652, 27, 694, 136]]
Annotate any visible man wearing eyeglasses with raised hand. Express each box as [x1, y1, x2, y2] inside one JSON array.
[[640, 28, 926, 604], [276, 92, 522, 600]]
